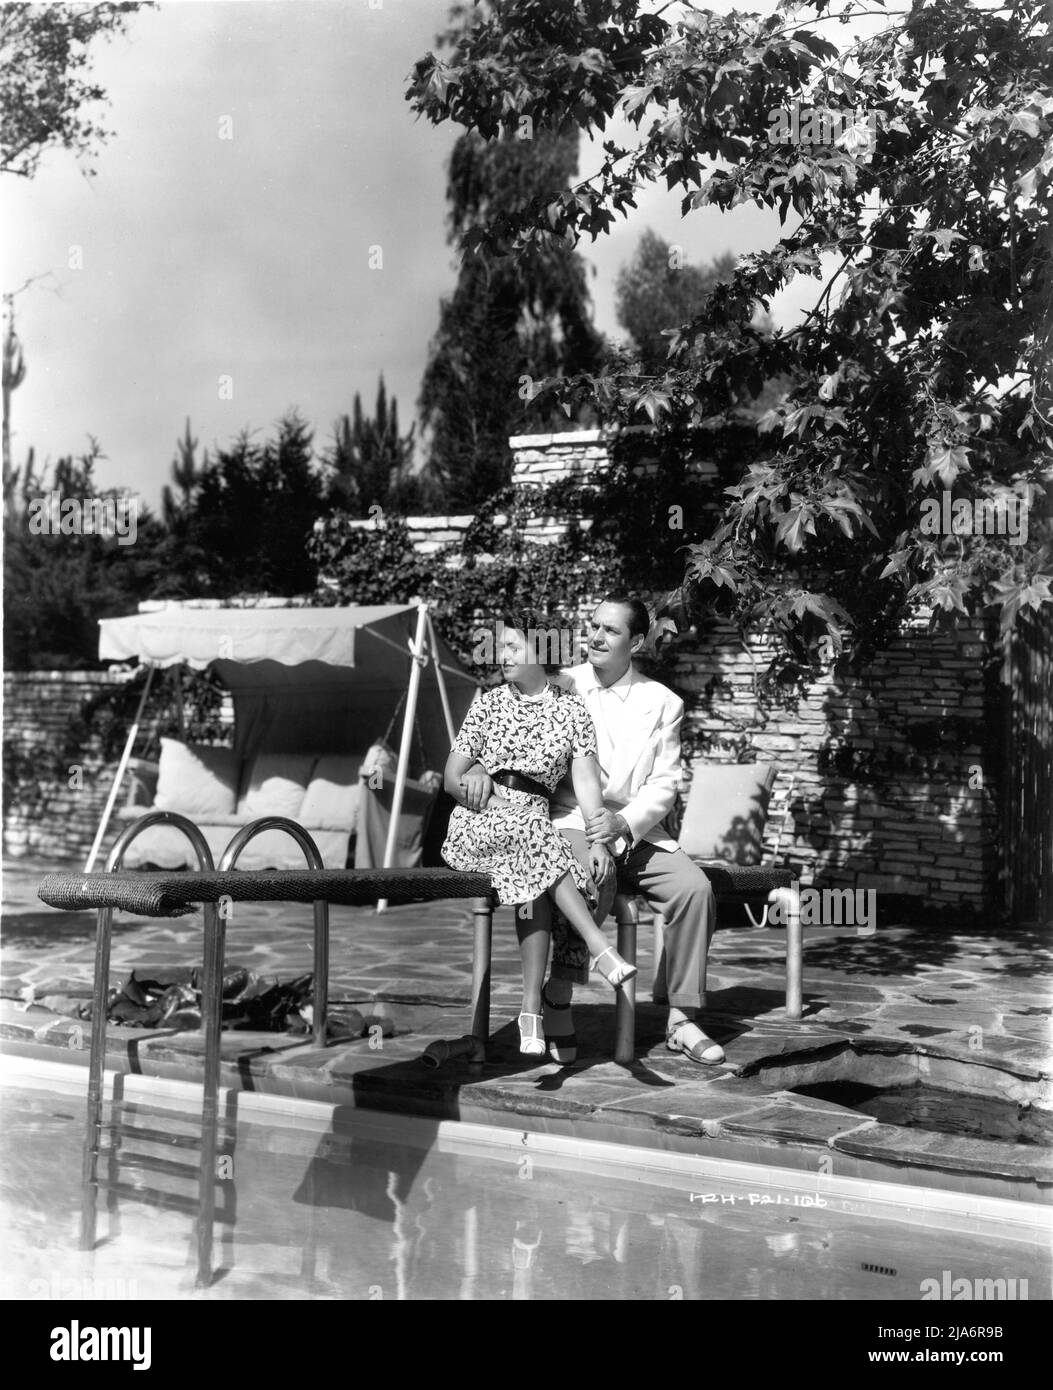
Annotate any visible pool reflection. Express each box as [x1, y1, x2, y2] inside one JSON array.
[[2, 1087, 1048, 1302]]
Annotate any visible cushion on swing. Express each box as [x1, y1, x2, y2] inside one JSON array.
[[359, 740, 397, 780], [153, 739, 240, 818], [298, 754, 363, 830], [238, 752, 317, 818]]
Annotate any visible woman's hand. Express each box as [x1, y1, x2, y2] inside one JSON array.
[[459, 769, 494, 812], [588, 842, 614, 887]]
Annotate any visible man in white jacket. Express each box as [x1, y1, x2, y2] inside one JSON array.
[[542, 594, 724, 1066]]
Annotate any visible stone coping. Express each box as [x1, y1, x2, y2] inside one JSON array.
[[4, 864, 1050, 1209], [4, 1051, 1047, 1248], [3, 1000, 1050, 1207]]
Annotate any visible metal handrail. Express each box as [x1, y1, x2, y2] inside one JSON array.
[[83, 811, 220, 1289], [105, 808, 215, 872], [217, 817, 330, 1051], [218, 815, 324, 871]]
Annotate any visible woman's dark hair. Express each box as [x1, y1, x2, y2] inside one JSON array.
[[600, 592, 651, 641], [498, 607, 565, 672]]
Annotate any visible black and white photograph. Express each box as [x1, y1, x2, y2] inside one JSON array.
[[1, 0, 1050, 1335]]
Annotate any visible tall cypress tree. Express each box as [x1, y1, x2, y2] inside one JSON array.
[[419, 116, 605, 507]]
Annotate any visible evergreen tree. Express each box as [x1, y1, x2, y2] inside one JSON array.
[[324, 376, 429, 515], [3, 443, 166, 668], [159, 411, 326, 600], [161, 417, 206, 528], [615, 231, 737, 372], [419, 11, 606, 509]]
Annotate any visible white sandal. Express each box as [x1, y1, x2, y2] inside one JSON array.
[[591, 945, 638, 989], [517, 1012, 546, 1056]]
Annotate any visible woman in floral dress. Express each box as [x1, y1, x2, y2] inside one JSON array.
[[443, 613, 636, 1056]]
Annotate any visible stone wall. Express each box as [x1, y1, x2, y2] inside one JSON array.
[[383, 430, 998, 913], [2, 670, 128, 864], [3, 430, 1002, 911], [508, 429, 615, 485], [341, 431, 616, 553], [674, 617, 996, 909]]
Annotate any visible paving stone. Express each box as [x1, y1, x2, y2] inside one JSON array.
[[831, 1123, 1053, 1183], [602, 1087, 777, 1136], [268, 1048, 341, 1074], [875, 1004, 1001, 1027], [729, 1032, 855, 1071], [927, 1033, 1053, 1078], [1001, 1017, 1053, 1042], [144, 1031, 308, 1064], [7, 858, 1053, 1192], [722, 1103, 880, 1144], [796, 982, 886, 1003]]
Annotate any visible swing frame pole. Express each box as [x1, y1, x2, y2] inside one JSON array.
[[425, 610, 457, 745], [84, 663, 156, 873], [377, 603, 429, 908]]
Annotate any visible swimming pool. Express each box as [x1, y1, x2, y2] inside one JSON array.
[[2, 1057, 1048, 1301]]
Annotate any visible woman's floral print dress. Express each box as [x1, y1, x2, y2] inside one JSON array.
[[442, 683, 597, 905]]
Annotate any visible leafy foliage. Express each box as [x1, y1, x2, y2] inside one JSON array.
[[309, 489, 623, 675], [0, 2, 154, 179], [3, 443, 167, 669], [407, 0, 1053, 670], [307, 514, 433, 609]]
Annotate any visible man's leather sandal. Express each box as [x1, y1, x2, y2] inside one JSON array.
[[666, 1019, 725, 1065]]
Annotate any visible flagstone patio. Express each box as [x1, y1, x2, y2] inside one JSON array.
[[2, 859, 1050, 1204]]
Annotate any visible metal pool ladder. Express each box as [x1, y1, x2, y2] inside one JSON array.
[[80, 811, 329, 1290]]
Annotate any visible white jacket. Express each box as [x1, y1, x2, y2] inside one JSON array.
[[550, 662, 683, 852]]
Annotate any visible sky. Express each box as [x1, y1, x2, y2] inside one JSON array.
[[3, 0, 841, 510]]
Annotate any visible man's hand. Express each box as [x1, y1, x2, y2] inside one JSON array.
[[459, 770, 493, 813], [586, 808, 631, 845], [588, 842, 614, 887]]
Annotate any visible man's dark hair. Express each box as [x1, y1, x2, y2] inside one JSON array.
[[600, 592, 651, 641]]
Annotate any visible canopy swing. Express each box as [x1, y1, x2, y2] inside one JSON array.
[[87, 602, 477, 873]]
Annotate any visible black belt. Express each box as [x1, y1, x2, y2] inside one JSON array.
[[491, 769, 551, 800]]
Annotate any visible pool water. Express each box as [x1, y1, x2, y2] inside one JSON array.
[[2, 1079, 1048, 1302], [789, 1081, 1053, 1147]]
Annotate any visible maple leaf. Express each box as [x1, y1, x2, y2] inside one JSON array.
[[926, 443, 971, 485], [776, 500, 818, 553], [631, 388, 672, 424], [879, 550, 911, 580], [621, 84, 655, 118]]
